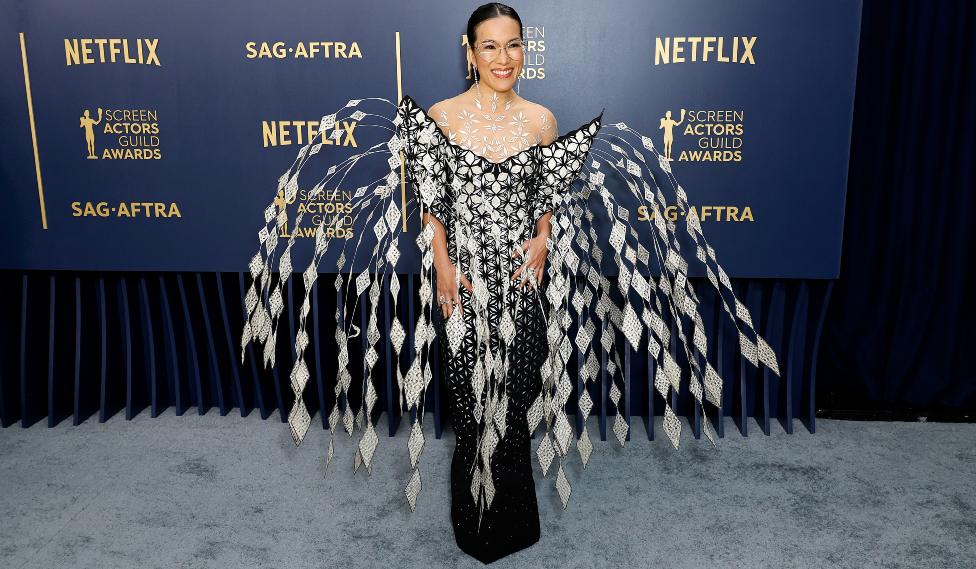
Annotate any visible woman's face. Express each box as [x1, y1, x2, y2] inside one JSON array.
[[467, 16, 524, 93]]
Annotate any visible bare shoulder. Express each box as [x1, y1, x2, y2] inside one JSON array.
[[427, 96, 457, 121], [427, 98, 446, 116], [426, 97, 457, 134], [525, 100, 558, 145]]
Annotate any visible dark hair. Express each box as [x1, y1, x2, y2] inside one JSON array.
[[466, 2, 523, 48]]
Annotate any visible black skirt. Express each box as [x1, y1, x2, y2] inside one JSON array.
[[434, 265, 549, 564]]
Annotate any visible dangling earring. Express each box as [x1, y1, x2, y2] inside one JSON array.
[[473, 66, 481, 98], [516, 48, 525, 94]]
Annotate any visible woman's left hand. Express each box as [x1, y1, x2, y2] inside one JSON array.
[[510, 232, 549, 290]]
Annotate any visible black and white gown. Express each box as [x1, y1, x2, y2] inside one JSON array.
[[240, 93, 781, 564], [398, 94, 603, 563]]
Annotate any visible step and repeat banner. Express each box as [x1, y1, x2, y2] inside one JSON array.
[[0, 0, 862, 277]]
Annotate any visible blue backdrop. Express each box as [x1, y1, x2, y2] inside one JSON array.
[[1, 0, 861, 277]]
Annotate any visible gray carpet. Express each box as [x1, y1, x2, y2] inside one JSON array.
[[1, 409, 973, 569]]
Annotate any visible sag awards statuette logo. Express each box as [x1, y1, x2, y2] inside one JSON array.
[[658, 107, 744, 162], [79, 108, 161, 160], [654, 36, 757, 65], [636, 104, 753, 223], [274, 187, 353, 239], [64, 38, 160, 66], [244, 41, 363, 59], [463, 25, 547, 80]]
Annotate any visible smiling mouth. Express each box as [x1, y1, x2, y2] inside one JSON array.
[[491, 68, 514, 78]]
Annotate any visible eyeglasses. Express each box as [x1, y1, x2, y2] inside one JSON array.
[[474, 40, 525, 62]]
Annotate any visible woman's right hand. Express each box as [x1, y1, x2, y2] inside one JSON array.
[[434, 259, 473, 320]]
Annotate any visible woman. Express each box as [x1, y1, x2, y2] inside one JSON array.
[[241, 2, 780, 564], [418, 3, 579, 563]]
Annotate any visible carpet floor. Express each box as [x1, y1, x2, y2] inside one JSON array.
[[1, 409, 973, 568]]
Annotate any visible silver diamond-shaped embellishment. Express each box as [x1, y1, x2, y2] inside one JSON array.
[[358, 423, 378, 472], [365, 380, 377, 411], [704, 361, 723, 408], [499, 310, 516, 344], [612, 414, 629, 447], [470, 464, 482, 505], [663, 404, 681, 449], [555, 464, 572, 509], [365, 346, 379, 370], [483, 467, 496, 510], [327, 404, 341, 433], [343, 404, 354, 435], [385, 200, 400, 232], [493, 394, 508, 439], [318, 113, 336, 132], [553, 412, 572, 456], [408, 420, 425, 468], [621, 302, 643, 351], [757, 335, 780, 376], [288, 399, 310, 446], [390, 317, 405, 352], [445, 306, 465, 354], [390, 272, 401, 298], [405, 468, 422, 511], [386, 243, 401, 267], [526, 393, 544, 433], [578, 389, 593, 420], [373, 218, 388, 241], [577, 426, 593, 467], [536, 431, 555, 476], [355, 271, 371, 297], [609, 381, 621, 406], [739, 333, 759, 367]]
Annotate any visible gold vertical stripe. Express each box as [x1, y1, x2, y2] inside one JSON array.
[[396, 31, 408, 232], [19, 32, 48, 229]]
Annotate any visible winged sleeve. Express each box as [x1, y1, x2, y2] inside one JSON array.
[[396, 95, 454, 230], [529, 110, 604, 226]]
